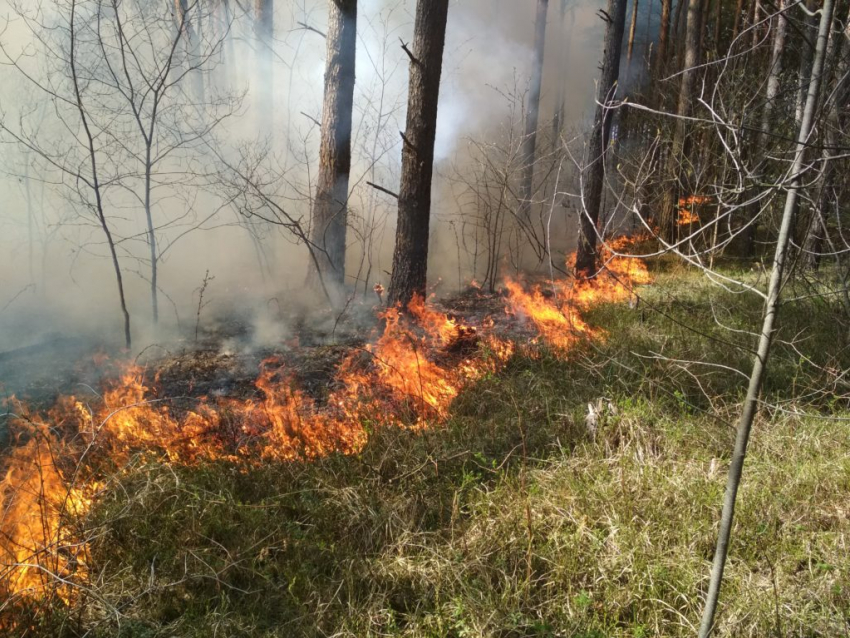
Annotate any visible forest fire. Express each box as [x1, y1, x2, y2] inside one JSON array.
[[677, 194, 710, 225], [0, 241, 651, 617]]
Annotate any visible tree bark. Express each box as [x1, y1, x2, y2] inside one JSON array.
[[697, 0, 836, 633], [255, 0, 274, 122], [309, 0, 357, 300], [518, 0, 550, 221], [658, 0, 702, 242], [574, 0, 628, 274], [387, 0, 450, 307]]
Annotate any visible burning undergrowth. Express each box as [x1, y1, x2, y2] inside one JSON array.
[[0, 238, 651, 622]]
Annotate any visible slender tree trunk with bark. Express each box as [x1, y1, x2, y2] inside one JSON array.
[[518, 0, 550, 221], [742, 0, 787, 256], [574, 0, 628, 274], [309, 0, 357, 300], [671, 0, 686, 67], [802, 5, 849, 269], [176, 0, 205, 100], [626, 0, 639, 76], [697, 0, 836, 633], [731, 0, 745, 40], [796, 0, 816, 125], [552, 0, 571, 141], [658, 0, 702, 242], [387, 0, 450, 307], [255, 0, 274, 122], [713, 0, 722, 51], [657, 0, 672, 71]]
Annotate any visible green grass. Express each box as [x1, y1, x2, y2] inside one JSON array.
[[15, 264, 850, 637]]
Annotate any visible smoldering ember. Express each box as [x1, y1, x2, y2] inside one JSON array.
[[0, 1, 848, 636]]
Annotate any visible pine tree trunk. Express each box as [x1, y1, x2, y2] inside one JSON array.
[[658, 0, 702, 243], [574, 0, 628, 274], [387, 0, 450, 307], [518, 0, 550, 221], [255, 0, 274, 122], [310, 0, 357, 300], [697, 0, 836, 633]]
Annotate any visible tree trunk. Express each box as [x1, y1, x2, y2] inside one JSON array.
[[731, 0, 745, 40], [72, 0, 132, 349], [387, 0, 450, 307], [309, 0, 357, 300], [742, 0, 787, 256], [671, 0, 686, 67], [802, 5, 849, 269], [658, 0, 702, 242], [574, 0, 628, 275], [796, 0, 816, 126], [697, 0, 835, 633], [518, 0, 550, 221], [713, 0, 722, 52], [658, 0, 672, 71], [699, 0, 711, 55], [626, 0, 639, 81], [176, 0, 205, 100], [255, 0, 274, 122], [552, 0, 571, 141]]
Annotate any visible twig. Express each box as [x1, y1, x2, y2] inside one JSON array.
[[399, 38, 419, 65], [399, 130, 417, 152], [295, 21, 326, 38], [194, 270, 214, 344], [300, 111, 321, 128], [366, 181, 399, 199]]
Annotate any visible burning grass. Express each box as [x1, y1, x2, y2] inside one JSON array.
[[3, 257, 850, 636], [3, 240, 651, 615]]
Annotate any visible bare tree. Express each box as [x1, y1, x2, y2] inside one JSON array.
[[387, 0, 450, 307], [698, 0, 837, 632]]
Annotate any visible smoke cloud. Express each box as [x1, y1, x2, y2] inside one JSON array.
[[0, 0, 629, 357]]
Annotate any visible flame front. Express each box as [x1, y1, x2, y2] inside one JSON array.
[[0, 237, 651, 617]]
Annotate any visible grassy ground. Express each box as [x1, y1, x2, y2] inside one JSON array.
[[20, 264, 850, 637]]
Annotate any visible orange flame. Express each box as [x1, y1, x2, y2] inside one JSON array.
[[1, 424, 95, 607], [0, 238, 651, 615]]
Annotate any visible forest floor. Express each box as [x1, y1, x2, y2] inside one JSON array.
[[5, 260, 850, 637]]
